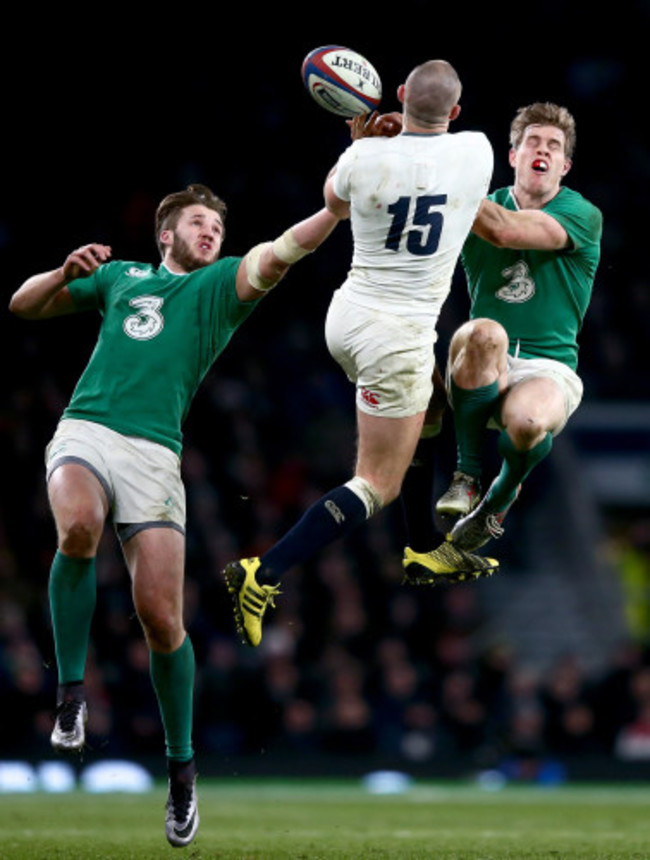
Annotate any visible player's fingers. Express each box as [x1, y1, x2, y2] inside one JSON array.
[[348, 114, 366, 140], [84, 243, 112, 264], [364, 111, 381, 134], [76, 249, 101, 270], [90, 243, 112, 263], [68, 246, 104, 274]]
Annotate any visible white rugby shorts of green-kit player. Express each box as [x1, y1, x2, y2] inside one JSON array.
[[46, 418, 186, 542]]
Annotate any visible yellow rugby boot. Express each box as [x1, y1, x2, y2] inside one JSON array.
[[402, 540, 499, 587], [223, 557, 281, 647]]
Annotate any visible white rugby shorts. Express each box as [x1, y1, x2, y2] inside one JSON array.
[[45, 418, 186, 540], [325, 288, 436, 417], [446, 353, 583, 435]]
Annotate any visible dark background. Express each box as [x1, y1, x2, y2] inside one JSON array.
[[2, 6, 650, 780], [2, 5, 645, 397]]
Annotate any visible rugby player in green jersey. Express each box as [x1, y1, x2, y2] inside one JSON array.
[[9, 184, 340, 846], [403, 102, 603, 579]]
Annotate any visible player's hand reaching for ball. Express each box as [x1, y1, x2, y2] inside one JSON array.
[[347, 111, 403, 140], [63, 243, 112, 282]]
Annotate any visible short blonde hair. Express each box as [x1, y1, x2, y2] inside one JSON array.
[[509, 102, 576, 159]]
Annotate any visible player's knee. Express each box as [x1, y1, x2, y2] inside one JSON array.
[[506, 416, 548, 450], [58, 517, 103, 557], [137, 604, 182, 652], [451, 318, 506, 367], [462, 319, 508, 362]]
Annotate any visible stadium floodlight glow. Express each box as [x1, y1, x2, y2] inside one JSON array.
[[36, 761, 77, 793], [0, 761, 37, 792], [80, 760, 154, 793]]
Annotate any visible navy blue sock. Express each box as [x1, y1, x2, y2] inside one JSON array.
[[258, 486, 369, 584], [400, 434, 438, 552]]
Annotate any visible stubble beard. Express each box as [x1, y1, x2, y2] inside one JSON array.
[[169, 235, 217, 272]]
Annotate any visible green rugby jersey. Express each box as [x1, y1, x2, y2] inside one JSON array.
[[461, 186, 602, 370], [62, 257, 258, 455]]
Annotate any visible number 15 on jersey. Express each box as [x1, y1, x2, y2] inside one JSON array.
[[386, 194, 447, 256]]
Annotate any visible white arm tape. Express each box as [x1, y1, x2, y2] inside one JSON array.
[[271, 228, 312, 264], [245, 242, 276, 293]]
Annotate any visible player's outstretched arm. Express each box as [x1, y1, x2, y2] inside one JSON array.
[[472, 199, 569, 251], [9, 243, 112, 319], [236, 207, 340, 302]]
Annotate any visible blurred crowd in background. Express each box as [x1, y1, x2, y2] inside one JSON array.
[[2, 239, 650, 780], [1, 22, 650, 781]]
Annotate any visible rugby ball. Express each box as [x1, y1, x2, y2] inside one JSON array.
[[301, 46, 382, 118]]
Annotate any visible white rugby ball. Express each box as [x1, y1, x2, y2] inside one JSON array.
[[301, 45, 382, 118]]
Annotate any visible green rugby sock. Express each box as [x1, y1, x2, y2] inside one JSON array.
[[48, 551, 97, 684], [486, 431, 553, 510], [451, 379, 500, 477], [150, 636, 195, 762]]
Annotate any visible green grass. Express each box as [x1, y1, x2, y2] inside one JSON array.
[[1, 778, 650, 859]]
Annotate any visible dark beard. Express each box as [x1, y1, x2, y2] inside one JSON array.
[[169, 235, 215, 272]]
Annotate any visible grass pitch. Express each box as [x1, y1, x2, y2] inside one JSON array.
[[1, 778, 650, 859]]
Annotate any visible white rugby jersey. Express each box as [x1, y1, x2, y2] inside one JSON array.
[[332, 130, 493, 319]]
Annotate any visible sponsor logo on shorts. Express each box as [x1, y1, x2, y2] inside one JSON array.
[[361, 388, 380, 407]]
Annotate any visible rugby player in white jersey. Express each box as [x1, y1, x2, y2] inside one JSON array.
[[223, 59, 497, 649]]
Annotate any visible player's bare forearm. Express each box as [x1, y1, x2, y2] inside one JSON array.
[[262, 207, 341, 280], [261, 208, 340, 281], [472, 199, 568, 250], [9, 269, 75, 319], [289, 207, 341, 251], [9, 243, 111, 319], [237, 208, 342, 302]]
